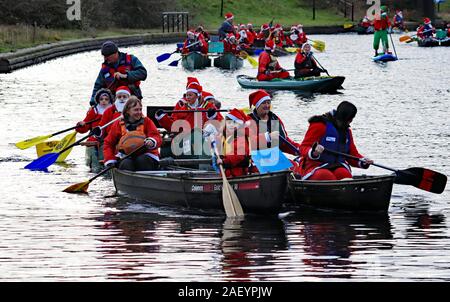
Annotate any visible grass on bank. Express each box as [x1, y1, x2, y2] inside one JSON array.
[[0, 25, 156, 53], [178, 0, 350, 29]]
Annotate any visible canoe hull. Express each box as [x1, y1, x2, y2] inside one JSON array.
[[288, 175, 395, 212], [236, 75, 345, 93], [181, 52, 211, 71], [113, 169, 289, 214], [213, 53, 244, 70], [418, 38, 450, 47]]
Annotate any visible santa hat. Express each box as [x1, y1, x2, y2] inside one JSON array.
[[115, 86, 131, 96], [424, 17, 431, 24], [297, 24, 304, 28], [226, 33, 236, 41], [187, 30, 195, 37], [202, 91, 215, 102], [261, 23, 269, 31], [274, 24, 283, 31], [265, 39, 275, 51], [239, 24, 247, 30], [226, 108, 249, 125], [247, 23, 253, 28], [225, 13, 234, 20], [249, 90, 271, 109], [186, 77, 201, 88], [186, 82, 202, 95]]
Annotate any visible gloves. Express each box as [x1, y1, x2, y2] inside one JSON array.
[[359, 158, 374, 169], [105, 160, 117, 168], [203, 123, 218, 138], [312, 142, 324, 158], [264, 70, 271, 75], [206, 108, 217, 119], [91, 126, 102, 138], [144, 137, 156, 149]]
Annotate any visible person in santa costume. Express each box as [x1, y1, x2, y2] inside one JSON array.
[[393, 9, 405, 31], [373, 5, 392, 56], [256, 23, 271, 41], [97, 85, 131, 139], [285, 25, 307, 48], [223, 33, 240, 54], [155, 77, 223, 133], [76, 88, 113, 172], [257, 40, 290, 81], [294, 43, 326, 78], [295, 101, 373, 180], [417, 17, 435, 39], [214, 109, 257, 178], [246, 90, 300, 156], [246, 23, 256, 45], [103, 96, 162, 171], [182, 30, 208, 55], [269, 24, 285, 48], [218, 12, 236, 41]]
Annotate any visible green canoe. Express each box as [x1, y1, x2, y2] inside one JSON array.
[[181, 52, 211, 71], [213, 53, 244, 70], [236, 75, 345, 93]]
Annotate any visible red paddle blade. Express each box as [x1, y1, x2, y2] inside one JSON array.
[[395, 167, 447, 194]]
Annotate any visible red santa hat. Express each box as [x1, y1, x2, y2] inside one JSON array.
[[115, 86, 131, 96], [247, 23, 253, 27], [265, 39, 275, 51], [424, 17, 431, 25], [249, 90, 271, 109], [226, 108, 249, 125], [226, 33, 236, 41], [225, 13, 234, 20], [186, 77, 201, 88], [261, 23, 269, 31], [187, 30, 195, 37], [274, 23, 283, 31], [186, 82, 202, 95]]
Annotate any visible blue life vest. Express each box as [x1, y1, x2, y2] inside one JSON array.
[[318, 121, 350, 164]]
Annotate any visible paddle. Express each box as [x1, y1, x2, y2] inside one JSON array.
[[162, 109, 229, 114], [308, 39, 325, 52], [15, 118, 100, 150], [63, 143, 147, 193], [311, 54, 330, 76], [239, 50, 258, 68], [210, 136, 244, 217], [168, 58, 182, 67], [319, 146, 447, 194], [35, 131, 77, 162], [388, 30, 399, 59], [156, 40, 202, 63], [25, 116, 121, 171]]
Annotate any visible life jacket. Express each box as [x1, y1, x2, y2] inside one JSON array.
[[318, 121, 350, 164], [267, 53, 279, 70], [116, 120, 146, 155], [100, 53, 140, 92]]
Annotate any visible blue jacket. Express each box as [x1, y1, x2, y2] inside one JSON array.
[[218, 20, 234, 41]]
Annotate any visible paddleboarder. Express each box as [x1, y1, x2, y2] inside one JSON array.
[[373, 5, 392, 56]]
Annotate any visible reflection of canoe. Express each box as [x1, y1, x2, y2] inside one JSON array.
[[418, 37, 450, 47], [213, 53, 244, 70], [181, 52, 211, 71], [372, 53, 397, 62], [113, 169, 289, 214], [236, 75, 345, 93], [288, 174, 395, 212]]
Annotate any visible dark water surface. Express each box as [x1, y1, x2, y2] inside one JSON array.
[[0, 34, 449, 281]]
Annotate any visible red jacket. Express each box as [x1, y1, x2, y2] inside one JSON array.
[[374, 16, 391, 31], [246, 30, 256, 45], [103, 117, 162, 163], [76, 106, 104, 142], [258, 51, 282, 75], [223, 40, 239, 54], [98, 105, 122, 138], [285, 32, 307, 47], [156, 99, 223, 132], [182, 35, 208, 55], [297, 121, 365, 178], [221, 131, 253, 178]]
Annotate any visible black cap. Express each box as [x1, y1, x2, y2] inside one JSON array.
[[335, 101, 357, 122], [101, 41, 118, 56]]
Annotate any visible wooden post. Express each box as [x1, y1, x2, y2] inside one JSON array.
[[220, 0, 224, 17], [313, 0, 316, 20]]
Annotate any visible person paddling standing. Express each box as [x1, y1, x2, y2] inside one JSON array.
[[373, 5, 392, 56], [90, 41, 147, 106], [218, 13, 236, 41]]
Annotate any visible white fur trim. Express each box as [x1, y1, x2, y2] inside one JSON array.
[[145, 153, 160, 161], [255, 95, 271, 109], [115, 89, 131, 96], [145, 137, 158, 150], [155, 112, 166, 121], [105, 160, 117, 166], [186, 88, 200, 94], [308, 148, 321, 160], [225, 113, 243, 124]]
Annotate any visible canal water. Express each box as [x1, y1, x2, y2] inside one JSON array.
[[0, 34, 449, 281]]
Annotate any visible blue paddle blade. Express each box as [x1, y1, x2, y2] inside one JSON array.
[[168, 59, 180, 67], [156, 52, 172, 63], [251, 147, 293, 174], [24, 152, 59, 171], [253, 49, 264, 55]]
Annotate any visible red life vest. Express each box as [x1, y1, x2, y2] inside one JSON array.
[[101, 53, 140, 93]]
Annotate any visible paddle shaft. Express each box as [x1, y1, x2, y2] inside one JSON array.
[[51, 118, 100, 137], [388, 31, 398, 59], [162, 109, 229, 113], [56, 115, 121, 155], [311, 54, 330, 76]]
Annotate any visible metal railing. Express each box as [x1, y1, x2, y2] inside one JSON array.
[[162, 12, 189, 33], [337, 0, 354, 21]]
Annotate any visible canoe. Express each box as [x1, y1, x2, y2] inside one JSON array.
[[181, 52, 211, 71], [112, 169, 289, 214], [356, 25, 374, 35], [236, 75, 345, 93], [213, 53, 244, 70], [418, 37, 450, 47], [287, 174, 395, 212], [372, 53, 398, 62]]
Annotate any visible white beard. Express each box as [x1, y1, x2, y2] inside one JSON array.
[[96, 103, 111, 115], [290, 34, 298, 41], [115, 100, 127, 112]]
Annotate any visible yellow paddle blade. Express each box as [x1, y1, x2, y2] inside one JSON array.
[[219, 165, 244, 217], [284, 47, 299, 53], [15, 134, 52, 150], [399, 35, 411, 42], [63, 180, 90, 194], [51, 132, 77, 162], [36, 140, 60, 158], [343, 23, 354, 29], [311, 40, 325, 52], [239, 107, 251, 115], [246, 55, 258, 68]]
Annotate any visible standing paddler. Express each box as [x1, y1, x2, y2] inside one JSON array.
[[373, 5, 392, 56]]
